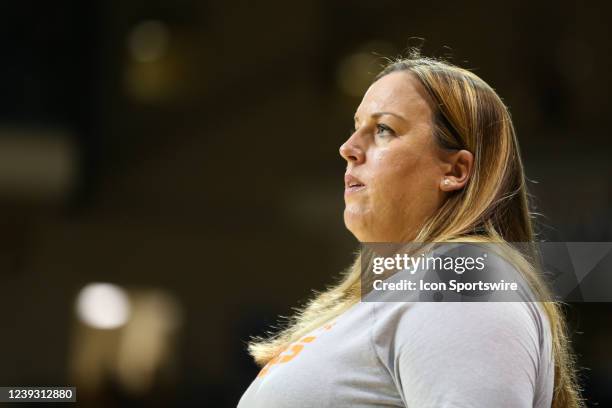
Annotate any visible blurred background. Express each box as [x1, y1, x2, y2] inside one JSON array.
[[0, 0, 611, 406]]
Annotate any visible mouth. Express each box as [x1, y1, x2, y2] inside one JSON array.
[[344, 174, 366, 195], [345, 184, 366, 195]]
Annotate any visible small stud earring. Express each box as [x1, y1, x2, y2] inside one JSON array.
[[443, 178, 451, 186]]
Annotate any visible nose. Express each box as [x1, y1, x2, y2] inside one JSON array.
[[339, 136, 365, 164]]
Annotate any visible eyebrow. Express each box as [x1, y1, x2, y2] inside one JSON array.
[[354, 111, 408, 124]]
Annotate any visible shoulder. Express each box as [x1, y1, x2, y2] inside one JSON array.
[[369, 301, 552, 406], [371, 301, 548, 352]]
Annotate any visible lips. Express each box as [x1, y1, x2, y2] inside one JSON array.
[[344, 174, 366, 195]]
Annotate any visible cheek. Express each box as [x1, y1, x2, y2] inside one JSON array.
[[370, 150, 418, 195], [370, 148, 440, 205]]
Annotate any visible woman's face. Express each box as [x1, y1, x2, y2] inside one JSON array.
[[340, 71, 452, 242]]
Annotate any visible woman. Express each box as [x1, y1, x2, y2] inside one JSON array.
[[238, 52, 584, 407]]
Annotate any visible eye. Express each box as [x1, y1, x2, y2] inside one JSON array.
[[375, 123, 395, 137]]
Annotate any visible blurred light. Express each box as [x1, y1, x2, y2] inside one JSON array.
[[76, 283, 131, 329], [127, 20, 169, 63], [336, 41, 395, 97], [337, 52, 376, 97], [124, 61, 175, 102], [0, 127, 77, 201], [115, 290, 182, 395], [124, 20, 181, 102]]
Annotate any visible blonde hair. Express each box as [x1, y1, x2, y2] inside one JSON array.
[[249, 51, 584, 408]]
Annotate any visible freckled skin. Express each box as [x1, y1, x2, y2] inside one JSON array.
[[339, 72, 451, 242]]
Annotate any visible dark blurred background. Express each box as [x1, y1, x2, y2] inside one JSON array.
[[0, 0, 610, 406]]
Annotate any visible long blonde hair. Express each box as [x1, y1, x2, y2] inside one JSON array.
[[249, 51, 584, 408]]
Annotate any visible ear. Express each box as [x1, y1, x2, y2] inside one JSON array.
[[439, 149, 473, 192]]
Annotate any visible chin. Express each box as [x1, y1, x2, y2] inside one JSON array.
[[343, 209, 369, 242]]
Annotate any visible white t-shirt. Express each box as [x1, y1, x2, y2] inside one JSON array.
[[237, 300, 554, 407]]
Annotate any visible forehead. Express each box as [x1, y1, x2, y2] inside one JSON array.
[[355, 71, 433, 122]]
